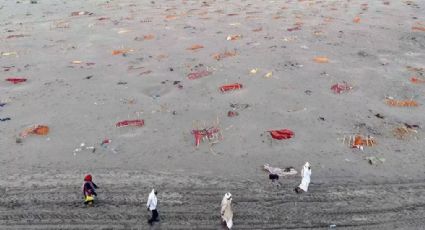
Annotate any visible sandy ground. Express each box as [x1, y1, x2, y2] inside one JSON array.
[[1, 0, 425, 228]]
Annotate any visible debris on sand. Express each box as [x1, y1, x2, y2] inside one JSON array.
[[192, 127, 221, 147], [406, 66, 424, 73], [411, 22, 425, 32], [70, 11, 93, 16], [219, 83, 243, 92], [1, 52, 18, 56], [313, 56, 329, 63], [375, 113, 385, 119], [331, 82, 352, 94], [287, 26, 301, 32], [250, 68, 258, 74], [116, 119, 144, 128], [268, 129, 294, 140], [101, 139, 112, 146], [6, 34, 28, 39], [73, 142, 96, 156], [192, 119, 222, 149], [186, 44, 204, 51], [142, 34, 155, 40], [366, 157, 385, 165], [226, 35, 241, 41], [187, 70, 212, 80], [341, 135, 376, 150], [20, 125, 49, 137], [410, 77, 425, 84], [393, 123, 419, 140], [353, 16, 361, 23], [263, 164, 297, 176], [227, 111, 239, 117], [17, 125, 50, 142], [385, 98, 418, 107], [230, 103, 249, 110], [6, 78, 27, 84], [112, 49, 133, 55], [212, 50, 237, 61], [264, 72, 273, 78]]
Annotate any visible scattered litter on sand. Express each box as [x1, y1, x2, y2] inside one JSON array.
[[226, 35, 241, 41], [101, 139, 112, 146], [116, 119, 144, 128], [249, 68, 258, 74], [212, 50, 237, 61], [268, 129, 294, 140], [385, 98, 419, 107], [353, 16, 361, 23], [19, 125, 49, 137], [6, 78, 27, 84], [187, 70, 212, 80], [73, 142, 96, 156], [263, 164, 297, 176], [410, 77, 425, 84], [411, 22, 425, 32], [230, 103, 249, 110], [186, 44, 204, 51], [331, 82, 352, 94], [112, 49, 133, 55], [6, 34, 28, 39], [1, 52, 18, 56], [227, 111, 239, 117], [71, 11, 93, 16], [340, 135, 376, 150], [17, 125, 49, 143], [366, 157, 385, 165], [264, 72, 273, 78], [220, 83, 243, 92], [313, 56, 329, 63], [375, 113, 385, 119], [191, 119, 222, 150], [393, 123, 419, 140]]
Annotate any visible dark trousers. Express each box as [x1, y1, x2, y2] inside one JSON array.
[[148, 209, 159, 223]]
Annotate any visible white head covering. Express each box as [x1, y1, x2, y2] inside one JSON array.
[[304, 162, 310, 168], [224, 192, 232, 200]]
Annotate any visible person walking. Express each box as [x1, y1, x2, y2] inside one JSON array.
[[82, 174, 98, 205], [147, 189, 159, 225], [295, 162, 311, 193], [221, 192, 233, 229]]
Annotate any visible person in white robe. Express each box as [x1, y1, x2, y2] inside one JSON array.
[[221, 192, 233, 229], [295, 162, 311, 193]]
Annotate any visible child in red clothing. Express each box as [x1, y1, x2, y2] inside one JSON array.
[[82, 174, 98, 205]]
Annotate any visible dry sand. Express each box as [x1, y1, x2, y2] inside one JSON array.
[[1, 0, 425, 229]]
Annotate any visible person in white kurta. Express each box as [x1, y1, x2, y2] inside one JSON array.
[[146, 189, 159, 225], [221, 192, 233, 229], [297, 162, 311, 192]]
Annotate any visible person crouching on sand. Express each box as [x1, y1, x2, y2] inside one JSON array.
[[82, 174, 98, 205], [221, 192, 233, 229], [147, 189, 159, 225], [295, 162, 311, 193]]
